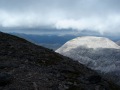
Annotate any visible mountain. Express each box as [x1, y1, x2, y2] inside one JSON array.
[[1, 32, 120, 90], [56, 36, 120, 85]]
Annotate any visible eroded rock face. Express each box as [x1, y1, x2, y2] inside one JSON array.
[[0, 32, 120, 90]]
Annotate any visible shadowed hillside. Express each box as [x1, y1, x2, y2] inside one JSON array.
[[0, 32, 120, 90]]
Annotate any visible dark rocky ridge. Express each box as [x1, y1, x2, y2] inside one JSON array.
[[0, 32, 119, 90]]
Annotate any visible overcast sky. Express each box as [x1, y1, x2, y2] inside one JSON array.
[[0, 0, 120, 34]]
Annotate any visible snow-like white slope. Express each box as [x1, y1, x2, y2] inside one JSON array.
[[56, 36, 120, 85], [56, 36, 120, 53]]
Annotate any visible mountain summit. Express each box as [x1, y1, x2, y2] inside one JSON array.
[[0, 32, 120, 90], [56, 36, 120, 53]]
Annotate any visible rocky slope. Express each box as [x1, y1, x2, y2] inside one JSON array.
[[56, 36, 120, 85], [0, 32, 120, 90]]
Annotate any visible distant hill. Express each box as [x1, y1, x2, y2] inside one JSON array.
[[10, 33, 77, 50], [56, 36, 120, 85], [1, 32, 119, 89], [9, 31, 120, 50]]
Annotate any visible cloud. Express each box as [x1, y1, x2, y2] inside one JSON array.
[[0, 9, 65, 28], [0, 0, 120, 34], [55, 14, 120, 34]]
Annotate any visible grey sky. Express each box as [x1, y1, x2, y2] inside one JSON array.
[[0, 0, 120, 34]]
